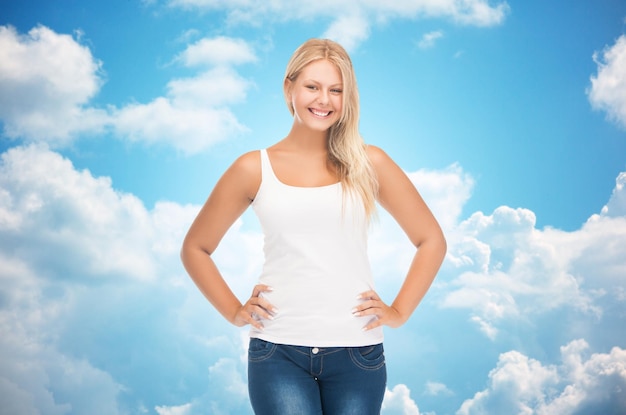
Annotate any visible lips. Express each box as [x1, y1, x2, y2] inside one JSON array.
[[310, 108, 331, 117]]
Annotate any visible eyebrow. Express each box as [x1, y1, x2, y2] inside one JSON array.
[[303, 79, 343, 87]]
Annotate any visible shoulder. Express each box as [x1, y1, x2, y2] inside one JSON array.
[[219, 150, 262, 201], [365, 144, 413, 197], [231, 150, 261, 176], [365, 144, 388, 161], [365, 144, 398, 173]]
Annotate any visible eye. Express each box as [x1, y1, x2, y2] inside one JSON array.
[[306, 85, 317, 90], [331, 88, 343, 94]]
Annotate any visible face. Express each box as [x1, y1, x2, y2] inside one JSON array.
[[286, 59, 343, 132]]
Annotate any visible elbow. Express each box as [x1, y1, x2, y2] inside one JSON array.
[[414, 228, 447, 259], [439, 228, 447, 253], [180, 235, 213, 267], [434, 225, 447, 257], [180, 235, 198, 268], [427, 231, 447, 262], [180, 237, 191, 268], [439, 233, 448, 261]]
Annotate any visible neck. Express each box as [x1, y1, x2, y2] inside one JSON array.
[[282, 123, 329, 153]]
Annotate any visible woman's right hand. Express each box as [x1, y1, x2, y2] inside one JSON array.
[[233, 284, 277, 329]]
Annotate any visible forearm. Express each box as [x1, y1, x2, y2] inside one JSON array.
[[181, 245, 243, 325], [391, 236, 447, 325]]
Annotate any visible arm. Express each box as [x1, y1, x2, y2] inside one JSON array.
[[354, 145, 447, 329], [180, 151, 275, 329]]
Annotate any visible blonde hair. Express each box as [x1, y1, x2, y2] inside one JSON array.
[[284, 38, 378, 218]]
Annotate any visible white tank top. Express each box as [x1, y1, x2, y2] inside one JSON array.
[[250, 149, 383, 347]]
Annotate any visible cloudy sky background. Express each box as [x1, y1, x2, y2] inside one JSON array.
[[1, 0, 626, 414]]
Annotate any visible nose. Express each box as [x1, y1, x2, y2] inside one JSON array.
[[317, 89, 329, 106]]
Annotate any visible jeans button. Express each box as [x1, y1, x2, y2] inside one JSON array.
[[312, 347, 319, 354]]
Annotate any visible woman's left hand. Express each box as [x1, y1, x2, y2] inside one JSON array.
[[352, 290, 405, 330]]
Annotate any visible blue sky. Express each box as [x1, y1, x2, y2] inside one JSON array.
[[1, 1, 626, 414]]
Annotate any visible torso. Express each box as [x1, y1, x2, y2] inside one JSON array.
[[266, 144, 339, 188], [236, 142, 383, 205], [249, 148, 384, 347]]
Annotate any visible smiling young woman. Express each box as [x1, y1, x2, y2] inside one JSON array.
[[181, 38, 447, 415], [286, 59, 344, 133]]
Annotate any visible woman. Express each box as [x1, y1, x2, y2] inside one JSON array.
[[181, 38, 446, 414]]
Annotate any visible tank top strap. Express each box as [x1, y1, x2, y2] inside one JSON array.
[[259, 148, 281, 185], [259, 149, 271, 181]]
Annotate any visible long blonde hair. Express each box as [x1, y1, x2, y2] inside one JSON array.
[[284, 38, 378, 219]]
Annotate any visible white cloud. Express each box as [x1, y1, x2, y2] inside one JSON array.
[[0, 25, 108, 145], [167, 68, 251, 107], [425, 381, 454, 397], [0, 144, 260, 413], [417, 31, 444, 49], [111, 96, 247, 155], [323, 13, 371, 52], [370, 167, 623, 348], [457, 348, 559, 414], [155, 403, 192, 415], [588, 35, 626, 130], [0, 25, 256, 154], [206, 358, 249, 409], [602, 172, 626, 217], [0, 142, 263, 287], [176, 36, 257, 67], [153, 355, 253, 414], [457, 339, 626, 415], [446, 0, 510, 26], [109, 36, 257, 154], [0, 252, 126, 415], [382, 384, 422, 415], [406, 163, 474, 232], [180, 0, 510, 27], [553, 214, 626, 302], [0, 145, 191, 411], [0, 144, 165, 280], [439, 193, 626, 336], [163, 0, 509, 48], [470, 315, 498, 340]]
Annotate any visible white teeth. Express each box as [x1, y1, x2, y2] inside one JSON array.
[[311, 109, 330, 117]]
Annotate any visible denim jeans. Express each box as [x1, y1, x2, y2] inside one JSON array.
[[248, 338, 386, 415]]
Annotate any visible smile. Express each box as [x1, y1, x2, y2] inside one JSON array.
[[310, 109, 332, 117]]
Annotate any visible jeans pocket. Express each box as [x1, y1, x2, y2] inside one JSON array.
[[248, 338, 277, 362], [348, 343, 385, 370]]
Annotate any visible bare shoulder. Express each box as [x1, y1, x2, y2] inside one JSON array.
[[366, 144, 400, 174], [231, 150, 261, 176], [219, 150, 261, 201], [365, 144, 417, 205], [365, 144, 386, 161]]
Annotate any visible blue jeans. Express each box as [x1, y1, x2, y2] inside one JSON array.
[[248, 338, 386, 415]]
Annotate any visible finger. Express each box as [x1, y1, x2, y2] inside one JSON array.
[[251, 284, 273, 297], [357, 290, 380, 301], [353, 297, 381, 311], [247, 293, 277, 314], [362, 319, 383, 331], [352, 301, 383, 317], [250, 304, 277, 320], [256, 297, 279, 315], [248, 296, 279, 318], [239, 308, 264, 329], [250, 320, 264, 330]]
